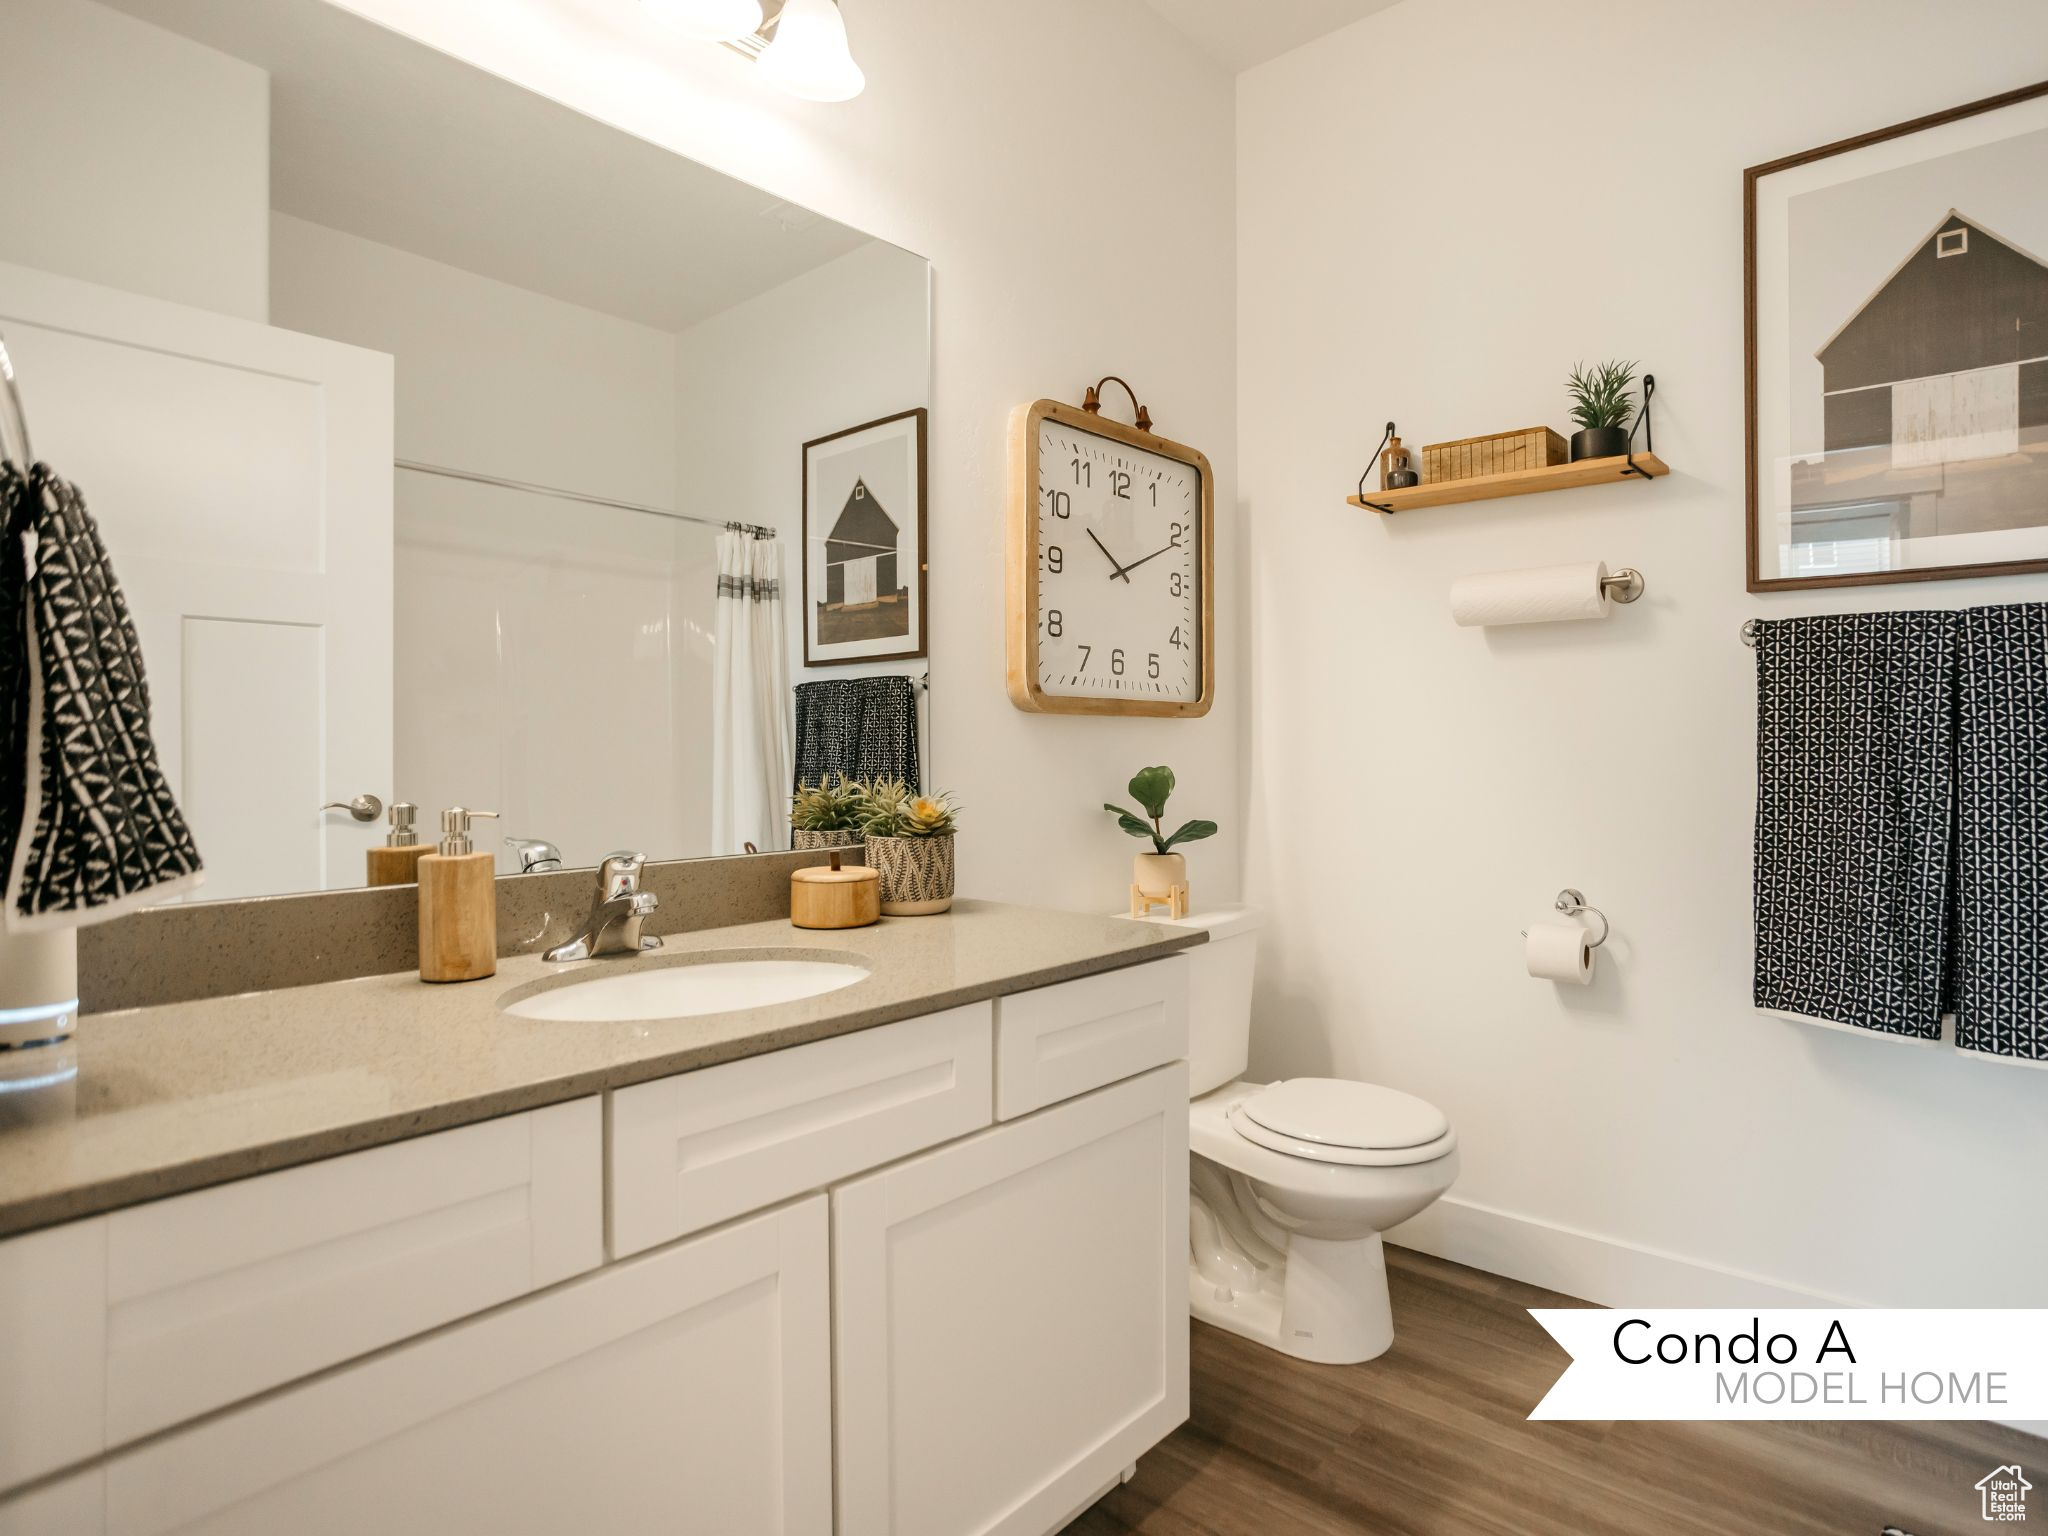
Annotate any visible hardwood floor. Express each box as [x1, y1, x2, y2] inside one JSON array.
[[1069, 1246, 2037, 1536]]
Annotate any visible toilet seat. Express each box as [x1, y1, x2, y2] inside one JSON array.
[[1228, 1078, 1456, 1167]]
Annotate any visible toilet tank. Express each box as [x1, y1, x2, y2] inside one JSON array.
[[1119, 904, 1264, 1095]]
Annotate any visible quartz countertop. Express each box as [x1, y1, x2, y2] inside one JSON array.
[[0, 901, 1203, 1238]]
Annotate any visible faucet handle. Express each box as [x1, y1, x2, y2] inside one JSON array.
[[598, 850, 649, 898]]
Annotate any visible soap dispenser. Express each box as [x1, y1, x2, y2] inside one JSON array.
[[418, 806, 500, 983], [366, 801, 432, 888]]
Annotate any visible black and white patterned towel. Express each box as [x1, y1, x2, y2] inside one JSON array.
[[1, 464, 202, 928], [1753, 612, 1957, 1042], [793, 675, 921, 791], [1954, 604, 2048, 1061]]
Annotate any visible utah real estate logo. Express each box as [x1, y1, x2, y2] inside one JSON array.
[[1978, 1464, 2031, 1522]]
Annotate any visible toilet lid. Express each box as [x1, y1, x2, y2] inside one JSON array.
[[1238, 1078, 1449, 1152]]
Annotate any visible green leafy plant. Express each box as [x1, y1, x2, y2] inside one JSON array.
[[1104, 766, 1217, 856], [860, 779, 960, 839], [1564, 359, 1638, 432], [790, 773, 868, 833]]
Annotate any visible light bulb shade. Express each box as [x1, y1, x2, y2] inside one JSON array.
[[757, 0, 865, 102], [642, 0, 764, 43]]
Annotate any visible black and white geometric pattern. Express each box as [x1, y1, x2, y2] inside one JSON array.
[[1953, 604, 2048, 1061], [1, 464, 202, 926], [1753, 612, 1957, 1042], [793, 675, 920, 792]]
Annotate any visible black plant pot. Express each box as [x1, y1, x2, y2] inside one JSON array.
[[1569, 425, 1630, 462]]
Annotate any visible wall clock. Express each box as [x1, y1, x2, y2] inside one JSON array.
[[1005, 379, 1215, 717]]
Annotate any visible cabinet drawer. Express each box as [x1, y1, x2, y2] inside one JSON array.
[[609, 1003, 993, 1258], [0, 1097, 602, 1489], [993, 958, 1189, 1119]]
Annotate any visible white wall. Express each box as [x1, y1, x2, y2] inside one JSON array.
[[271, 214, 708, 871], [1238, 0, 2048, 1309], [324, 0, 1243, 911], [674, 240, 932, 781], [0, 0, 269, 321]]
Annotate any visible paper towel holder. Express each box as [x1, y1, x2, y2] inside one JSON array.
[[1599, 568, 1645, 604], [1552, 889, 1610, 949]]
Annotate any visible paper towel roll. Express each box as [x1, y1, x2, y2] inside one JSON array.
[[1450, 561, 1611, 627], [1525, 921, 1593, 985]]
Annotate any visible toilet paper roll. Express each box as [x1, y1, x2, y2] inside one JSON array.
[[1524, 920, 1593, 985], [1450, 561, 1611, 627]]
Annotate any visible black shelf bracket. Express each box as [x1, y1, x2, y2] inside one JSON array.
[[1621, 373, 1657, 480], [1355, 420, 1397, 512]]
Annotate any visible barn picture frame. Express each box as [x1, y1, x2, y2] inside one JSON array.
[[1746, 79, 2048, 592], [801, 407, 929, 666]]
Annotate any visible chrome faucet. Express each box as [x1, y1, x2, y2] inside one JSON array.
[[543, 851, 662, 962], [505, 837, 564, 874]]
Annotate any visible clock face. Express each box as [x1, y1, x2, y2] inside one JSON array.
[[1033, 418, 1203, 703]]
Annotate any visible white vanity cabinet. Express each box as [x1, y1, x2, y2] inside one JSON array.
[[834, 1062, 1190, 1536], [0, 953, 1192, 1536], [90, 1197, 830, 1536]]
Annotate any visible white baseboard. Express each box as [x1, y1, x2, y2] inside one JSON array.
[[1388, 1195, 2044, 1440], [1389, 1194, 1860, 1309]]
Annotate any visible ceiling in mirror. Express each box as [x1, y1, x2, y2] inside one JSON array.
[[0, 0, 933, 905]]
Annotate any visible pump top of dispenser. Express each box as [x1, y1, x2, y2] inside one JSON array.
[[385, 801, 421, 848], [436, 807, 499, 856]]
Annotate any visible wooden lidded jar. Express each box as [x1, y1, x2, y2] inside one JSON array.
[[790, 852, 880, 930]]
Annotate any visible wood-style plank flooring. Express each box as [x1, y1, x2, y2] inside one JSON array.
[[1068, 1246, 2037, 1536]]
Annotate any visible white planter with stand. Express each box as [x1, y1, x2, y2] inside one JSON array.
[[1129, 853, 1189, 920]]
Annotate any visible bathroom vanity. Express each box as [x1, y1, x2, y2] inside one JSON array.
[[0, 906, 1200, 1536]]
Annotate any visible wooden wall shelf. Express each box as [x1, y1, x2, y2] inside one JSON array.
[[1347, 452, 1670, 515]]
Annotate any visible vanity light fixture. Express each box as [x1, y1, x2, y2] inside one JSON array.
[[641, 0, 764, 43], [724, 0, 866, 102]]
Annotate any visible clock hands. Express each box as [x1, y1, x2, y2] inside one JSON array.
[[1111, 541, 1181, 579], [1085, 528, 1134, 583]]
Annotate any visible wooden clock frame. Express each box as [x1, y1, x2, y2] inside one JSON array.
[[1005, 398, 1216, 718]]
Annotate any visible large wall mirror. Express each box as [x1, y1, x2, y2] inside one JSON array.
[[0, 0, 932, 902]]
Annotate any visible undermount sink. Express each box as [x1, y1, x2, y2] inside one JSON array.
[[504, 956, 870, 1022]]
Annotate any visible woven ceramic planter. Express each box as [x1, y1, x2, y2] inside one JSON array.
[[865, 834, 955, 915], [793, 828, 862, 852]]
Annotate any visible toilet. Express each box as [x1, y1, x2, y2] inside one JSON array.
[[1135, 904, 1458, 1365]]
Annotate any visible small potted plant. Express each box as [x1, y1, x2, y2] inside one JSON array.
[[1104, 766, 1216, 919], [1563, 359, 1637, 462], [861, 779, 959, 915], [791, 773, 867, 851]]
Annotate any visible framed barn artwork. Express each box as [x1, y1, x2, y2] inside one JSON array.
[[801, 408, 928, 665], [1746, 80, 2048, 591]]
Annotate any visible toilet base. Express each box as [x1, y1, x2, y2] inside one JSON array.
[[1188, 1230, 1395, 1365]]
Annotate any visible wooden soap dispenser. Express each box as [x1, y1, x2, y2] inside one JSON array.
[[366, 800, 432, 887], [418, 806, 500, 983]]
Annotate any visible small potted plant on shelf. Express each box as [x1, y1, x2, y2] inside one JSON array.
[[1563, 359, 1637, 462], [791, 773, 868, 851], [861, 779, 959, 915], [1104, 766, 1216, 920]]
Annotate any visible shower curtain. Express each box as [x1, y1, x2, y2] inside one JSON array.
[[711, 529, 792, 855]]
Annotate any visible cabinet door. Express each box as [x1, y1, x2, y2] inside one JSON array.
[[100, 1197, 830, 1536], [834, 1065, 1189, 1536]]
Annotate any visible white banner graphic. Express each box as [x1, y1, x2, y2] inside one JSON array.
[[1529, 1310, 2048, 1421]]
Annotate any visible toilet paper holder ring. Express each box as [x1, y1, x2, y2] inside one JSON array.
[[1551, 889, 1610, 949]]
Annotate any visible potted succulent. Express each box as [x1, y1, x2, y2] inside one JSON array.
[[1563, 359, 1637, 462], [791, 773, 867, 851], [861, 779, 959, 915], [1104, 766, 1216, 919]]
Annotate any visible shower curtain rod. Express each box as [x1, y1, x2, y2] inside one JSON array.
[[396, 459, 776, 539]]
